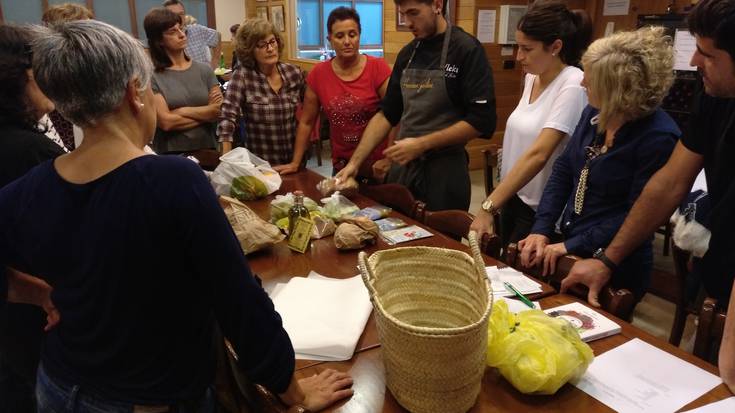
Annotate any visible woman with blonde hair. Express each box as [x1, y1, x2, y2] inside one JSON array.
[[518, 27, 680, 300], [217, 18, 304, 163]]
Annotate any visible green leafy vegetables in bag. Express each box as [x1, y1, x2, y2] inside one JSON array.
[[486, 300, 594, 395], [230, 176, 269, 201]]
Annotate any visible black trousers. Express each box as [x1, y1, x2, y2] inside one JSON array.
[[499, 194, 537, 250]]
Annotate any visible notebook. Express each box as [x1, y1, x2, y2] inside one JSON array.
[[544, 302, 621, 342], [380, 225, 433, 245]]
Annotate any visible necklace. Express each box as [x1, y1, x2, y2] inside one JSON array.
[[573, 133, 611, 215]]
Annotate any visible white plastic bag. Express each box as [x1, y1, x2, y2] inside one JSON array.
[[211, 148, 282, 199]]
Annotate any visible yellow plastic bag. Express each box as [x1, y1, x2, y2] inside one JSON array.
[[486, 300, 594, 395]]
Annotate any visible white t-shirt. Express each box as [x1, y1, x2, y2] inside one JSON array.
[[500, 65, 587, 210]]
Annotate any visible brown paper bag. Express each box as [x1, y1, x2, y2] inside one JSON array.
[[333, 217, 379, 250], [221, 196, 285, 254]]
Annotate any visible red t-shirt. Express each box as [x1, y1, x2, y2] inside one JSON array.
[[307, 55, 392, 164]]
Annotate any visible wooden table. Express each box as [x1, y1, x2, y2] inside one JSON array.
[[241, 170, 555, 370], [293, 293, 732, 412]]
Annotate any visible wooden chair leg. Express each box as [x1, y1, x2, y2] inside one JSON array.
[[669, 305, 687, 346], [316, 138, 322, 167], [663, 222, 672, 256]]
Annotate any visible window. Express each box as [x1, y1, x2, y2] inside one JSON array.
[[295, 0, 383, 61], [0, 0, 214, 42]]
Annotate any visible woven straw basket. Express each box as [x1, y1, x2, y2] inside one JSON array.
[[358, 231, 492, 413]]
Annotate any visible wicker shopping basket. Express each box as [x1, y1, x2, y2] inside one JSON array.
[[358, 231, 492, 413]]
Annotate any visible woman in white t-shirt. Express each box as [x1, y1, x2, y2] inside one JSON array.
[[471, 0, 591, 249]]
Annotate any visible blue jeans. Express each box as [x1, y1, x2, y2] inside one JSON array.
[[36, 364, 217, 413]]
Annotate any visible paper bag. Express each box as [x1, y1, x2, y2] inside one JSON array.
[[220, 196, 284, 254]]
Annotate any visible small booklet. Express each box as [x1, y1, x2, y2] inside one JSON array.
[[544, 302, 621, 342], [380, 225, 433, 245]]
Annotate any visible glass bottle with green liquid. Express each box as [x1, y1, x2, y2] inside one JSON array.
[[288, 191, 310, 239]]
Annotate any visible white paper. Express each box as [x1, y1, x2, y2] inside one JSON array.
[[271, 275, 372, 361], [501, 46, 514, 56], [683, 397, 735, 412], [495, 295, 539, 312], [477, 10, 496, 43], [603, 0, 630, 16], [485, 266, 543, 297], [575, 338, 722, 412], [604, 22, 615, 37], [674, 30, 698, 71]]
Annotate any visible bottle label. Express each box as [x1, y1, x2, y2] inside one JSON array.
[[288, 217, 314, 253]]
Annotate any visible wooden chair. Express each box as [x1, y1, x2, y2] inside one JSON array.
[[506, 243, 637, 320], [359, 183, 424, 221], [693, 297, 727, 363], [653, 240, 691, 346], [422, 209, 502, 259], [481, 144, 502, 197]]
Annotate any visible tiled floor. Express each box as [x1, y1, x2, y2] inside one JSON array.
[[306, 143, 696, 352]]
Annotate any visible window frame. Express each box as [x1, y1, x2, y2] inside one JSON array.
[[296, 0, 383, 55], [0, 0, 217, 39]]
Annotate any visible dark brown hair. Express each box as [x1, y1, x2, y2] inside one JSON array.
[[144, 7, 188, 72], [517, 0, 592, 67], [688, 0, 735, 62], [393, 0, 447, 16], [0, 25, 41, 131], [327, 7, 361, 35]]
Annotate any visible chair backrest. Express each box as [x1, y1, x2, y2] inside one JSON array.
[[481, 144, 501, 197], [694, 297, 727, 363], [359, 183, 423, 220], [505, 243, 637, 320], [190, 149, 221, 171], [421, 209, 502, 258]]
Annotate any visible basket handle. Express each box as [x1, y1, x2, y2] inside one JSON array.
[[358, 251, 378, 299], [468, 230, 489, 288]]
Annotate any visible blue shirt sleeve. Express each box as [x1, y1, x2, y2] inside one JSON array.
[[170, 160, 295, 393], [563, 128, 677, 254]]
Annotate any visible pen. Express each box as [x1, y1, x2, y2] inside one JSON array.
[[504, 282, 535, 308]]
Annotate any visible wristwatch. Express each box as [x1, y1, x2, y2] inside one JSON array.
[[481, 198, 497, 214], [592, 248, 618, 271], [287, 405, 311, 413]]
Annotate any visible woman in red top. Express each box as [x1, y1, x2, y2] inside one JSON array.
[[274, 7, 393, 182]]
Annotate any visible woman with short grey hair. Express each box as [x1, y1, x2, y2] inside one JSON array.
[[0, 19, 352, 413]]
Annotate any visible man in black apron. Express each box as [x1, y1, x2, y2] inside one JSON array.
[[335, 0, 496, 211]]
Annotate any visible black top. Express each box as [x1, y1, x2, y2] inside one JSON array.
[[0, 156, 294, 403], [681, 92, 735, 302], [380, 26, 497, 137], [0, 123, 65, 188]]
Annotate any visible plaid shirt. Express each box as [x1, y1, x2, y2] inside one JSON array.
[[185, 24, 218, 64], [217, 62, 304, 165]]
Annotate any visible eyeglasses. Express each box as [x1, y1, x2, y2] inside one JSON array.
[[256, 38, 278, 50]]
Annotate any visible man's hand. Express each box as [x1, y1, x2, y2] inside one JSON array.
[[518, 234, 549, 269], [273, 163, 300, 175], [560, 258, 612, 308], [334, 163, 358, 184], [469, 209, 495, 243], [383, 137, 426, 166], [372, 158, 391, 182], [542, 242, 567, 277]]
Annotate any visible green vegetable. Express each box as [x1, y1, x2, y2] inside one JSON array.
[[230, 176, 268, 201]]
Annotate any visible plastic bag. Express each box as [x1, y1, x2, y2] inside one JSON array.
[[320, 192, 359, 221], [211, 148, 282, 200], [352, 205, 392, 220], [486, 300, 594, 395], [270, 192, 320, 222], [317, 176, 359, 197]]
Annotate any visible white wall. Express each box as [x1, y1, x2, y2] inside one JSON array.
[[214, 0, 247, 40]]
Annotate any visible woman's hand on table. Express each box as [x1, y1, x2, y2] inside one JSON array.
[[274, 163, 300, 175], [561, 259, 612, 308], [518, 234, 549, 269], [299, 369, 354, 411], [542, 242, 567, 277], [469, 209, 495, 243]]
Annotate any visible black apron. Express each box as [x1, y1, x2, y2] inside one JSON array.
[[386, 23, 471, 211]]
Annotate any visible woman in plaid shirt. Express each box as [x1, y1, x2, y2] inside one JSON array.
[[217, 19, 305, 165]]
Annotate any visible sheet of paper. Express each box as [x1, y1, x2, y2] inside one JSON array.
[[495, 295, 539, 312], [603, 0, 630, 16], [682, 397, 735, 412], [477, 10, 496, 43], [271, 274, 372, 361], [486, 266, 542, 297], [575, 338, 722, 412], [604, 21, 615, 37], [674, 30, 697, 71]]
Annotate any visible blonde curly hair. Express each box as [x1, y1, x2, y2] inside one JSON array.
[[581, 26, 674, 133], [235, 18, 283, 69]]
